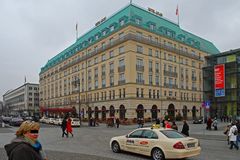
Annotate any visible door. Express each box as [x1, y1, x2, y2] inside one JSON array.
[[126, 130, 143, 153], [140, 130, 159, 155]]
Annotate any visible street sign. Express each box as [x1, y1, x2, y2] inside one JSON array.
[[205, 101, 210, 109]]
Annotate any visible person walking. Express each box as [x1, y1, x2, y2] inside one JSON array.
[[228, 122, 239, 150], [171, 121, 178, 131], [165, 119, 171, 128], [4, 121, 47, 160], [212, 118, 218, 130], [223, 123, 231, 145], [181, 120, 189, 136], [61, 116, 68, 138], [116, 118, 120, 128], [206, 117, 212, 130], [66, 118, 74, 137]]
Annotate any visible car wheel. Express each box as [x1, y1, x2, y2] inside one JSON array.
[[151, 148, 165, 160], [111, 141, 121, 153]]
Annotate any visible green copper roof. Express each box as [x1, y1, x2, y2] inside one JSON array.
[[40, 3, 219, 73]]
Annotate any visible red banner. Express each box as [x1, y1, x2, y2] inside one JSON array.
[[214, 64, 225, 89]]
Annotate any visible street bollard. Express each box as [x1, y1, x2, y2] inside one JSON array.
[[2, 122, 5, 128]]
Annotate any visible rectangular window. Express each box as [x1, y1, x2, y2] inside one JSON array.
[[119, 59, 125, 67], [101, 54, 106, 61], [123, 88, 125, 98], [155, 50, 159, 58], [148, 48, 152, 56], [119, 46, 124, 54], [149, 75, 153, 85], [110, 25, 114, 31], [119, 89, 121, 98], [141, 88, 144, 98], [119, 73, 125, 81], [109, 50, 114, 58], [136, 88, 139, 97], [136, 18, 141, 24], [137, 45, 143, 53], [137, 58, 143, 66]]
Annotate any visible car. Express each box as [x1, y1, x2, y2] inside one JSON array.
[[71, 118, 80, 127], [53, 118, 63, 125], [193, 117, 203, 124], [9, 118, 24, 126], [110, 126, 201, 160], [39, 117, 47, 123], [48, 118, 55, 124]]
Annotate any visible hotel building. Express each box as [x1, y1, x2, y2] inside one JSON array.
[[39, 4, 219, 121]]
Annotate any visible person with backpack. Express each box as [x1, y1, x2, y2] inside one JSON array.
[[228, 122, 239, 150]]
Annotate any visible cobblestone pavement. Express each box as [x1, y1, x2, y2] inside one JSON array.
[[0, 121, 239, 160]]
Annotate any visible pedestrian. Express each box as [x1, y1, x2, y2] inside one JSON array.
[[206, 117, 212, 130], [4, 121, 47, 160], [156, 118, 160, 125], [61, 116, 68, 138], [235, 120, 240, 147], [223, 123, 231, 145], [171, 121, 178, 131], [116, 118, 120, 128], [212, 118, 218, 130], [161, 118, 165, 128], [66, 118, 74, 137], [228, 122, 239, 150], [165, 119, 171, 128], [181, 120, 189, 136]]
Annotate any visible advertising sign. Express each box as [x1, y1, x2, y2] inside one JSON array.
[[214, 64, 225, 97]]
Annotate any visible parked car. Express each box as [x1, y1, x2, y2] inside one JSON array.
[[23, 116, 33, 121], [9, 118, 24, 126], [2, 116, 12, 124], [110, 126, 201, 160], [193, 117, 203, 124], [53, 118, 63, 125], [48, 118, 55, 124], [71, 118, 80, 127]]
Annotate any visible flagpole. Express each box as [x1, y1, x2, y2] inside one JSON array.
[[76, 23, 78, 41]]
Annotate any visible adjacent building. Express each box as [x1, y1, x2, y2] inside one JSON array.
[[0, 101, 3, 115], [3, 83, 39, 116], [203, 48, 240, 118], [39, 4, 219, 121]]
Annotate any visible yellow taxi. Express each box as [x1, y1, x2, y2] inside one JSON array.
[[110, 125, 201, 160]]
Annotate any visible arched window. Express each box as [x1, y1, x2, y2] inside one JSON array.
[[119, 105, 126, 120]]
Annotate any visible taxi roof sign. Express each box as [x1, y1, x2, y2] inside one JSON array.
[[151, 124, 161, 129]]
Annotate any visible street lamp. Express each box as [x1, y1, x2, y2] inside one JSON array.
[[75, 78, 81, 126]]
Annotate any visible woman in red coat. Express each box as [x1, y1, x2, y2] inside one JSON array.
[[66, 118, 73, 137]]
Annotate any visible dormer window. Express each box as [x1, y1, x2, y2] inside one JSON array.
[[95, 35, 99, 40], [110, 25, 115, 31], [102, 30, 106, 36], [135, 18, 141, 25], [150, 24, 155, 30], [120, 19, 124, 26]]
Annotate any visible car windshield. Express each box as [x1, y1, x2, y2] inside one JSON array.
[[160, 130, 186, 138]]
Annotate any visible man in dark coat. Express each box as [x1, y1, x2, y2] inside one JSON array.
[[61, 116, 68, 138], [181, 120, 189, 136]]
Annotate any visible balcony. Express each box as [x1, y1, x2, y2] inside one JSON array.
[[136, 65, 144, 72], [118, 66, 125, 72], [136, 79, 144, 84], [163, 70, 178, 77], [164, 83, 178, 89], [118, 80, 126, 85]]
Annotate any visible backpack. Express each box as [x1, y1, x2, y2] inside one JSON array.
[[233, 128, 238, 135]]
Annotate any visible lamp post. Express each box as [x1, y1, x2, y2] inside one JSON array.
[[75, 78, 81, 126]]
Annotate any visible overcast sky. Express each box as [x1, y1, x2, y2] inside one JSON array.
[[0, 0, 240, 101]]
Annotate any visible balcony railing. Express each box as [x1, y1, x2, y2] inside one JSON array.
[[164, 83, 178, 89], [58, 33, 202, 72], [136, 79, 144, 84], [163, 70, 178, 77], [118, 80, 126, 85]]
